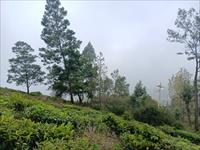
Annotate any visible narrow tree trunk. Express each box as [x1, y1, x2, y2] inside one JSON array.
[[26, 85, 29, 94], [25, 73, 30, 94], [186, 102, 191, 126], [181, 101, 185, 121], [99, 91, 101, 108], [194, 59, 199, 131], [68, 81, 74, 104], [98, 55, 103, 109], [70, 91, 74, 104], [98, 77, 102, 108], [78, 93, 83, 104]]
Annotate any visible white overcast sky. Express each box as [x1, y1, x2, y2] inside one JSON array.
[[0, 0, 199, 103]]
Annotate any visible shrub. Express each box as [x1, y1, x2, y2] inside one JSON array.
[[134, 106, 175, 126], [1, 88, 200, 150], [122, 110, 132, 120], [103, 114, 200, 150], [0, 114, 74, 149], [104, 96, 131, 115], [121, 133, 159, 150], [30, 91, 42, 96], [159, 125, 200, 145], [12, 101, 25, 111]]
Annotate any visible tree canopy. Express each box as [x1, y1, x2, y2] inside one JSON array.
[[39, 0, 82, 103], [7, 41, 45, 94]]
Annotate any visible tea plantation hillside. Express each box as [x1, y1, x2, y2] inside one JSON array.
[[1, 88, 200, 150]]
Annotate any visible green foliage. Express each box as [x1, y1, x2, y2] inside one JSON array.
[[134, 107, 176, 126], [131, 81, 148, 106], [82, 42, 96, 63], [95, 52, 109, 107], [168, 68, 192, 107], [167, 8, 200, 130], [1, 88, 200, 149], [103, 114, 200, 150], [80, 42, 98, 101], [133, 81, 147, 98], [102, 76, 113, 96], [122, 110, 133, 121], [105, 96, 131, 116], [0, 115, 74, 149], [30, 91, 42, 96], [39, 0, 82, 102], [121, 133, 158, 149], [168, 68, 193, 125], [111, 69, 129, 97], [159, 125, 200, 145], [7, 41, 45, 94], [167, 8, 200, 60], [114, 76, 129, 97]]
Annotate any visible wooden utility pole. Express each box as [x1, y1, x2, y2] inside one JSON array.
[[157, 82, 164, 107]]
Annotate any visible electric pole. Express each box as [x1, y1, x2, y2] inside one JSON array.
[[157, 82, 164, 107]]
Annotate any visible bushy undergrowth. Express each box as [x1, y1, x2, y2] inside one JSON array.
[[104, 96, 131, 115], [159, 125, 200, 145], [0, 115, 74, 149], [103, 114, 200, 150], [0, 88, 200, 150], [134, 107, 177, 126]]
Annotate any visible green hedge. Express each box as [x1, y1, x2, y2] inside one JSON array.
[[103, 114, 200, 150], [1, 89, 200, 150], [0, 114, 74, 149], [159, 125, 200, 145]]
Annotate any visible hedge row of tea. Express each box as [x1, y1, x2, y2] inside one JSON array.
[[159, 125, 200, 145], [0, 88, 200, 149]]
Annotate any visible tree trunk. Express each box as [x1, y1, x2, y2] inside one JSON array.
[[70, 91, 74, 104], [99, 93, 101, 108], [194, 59, 199, 131], [78, 93, 83, 104], [186, 102, 191, 126], [68, 81, 74, 104], [181, 101, 185, 121], [25, 73, 30, 94], [26, 85, 29, 94]]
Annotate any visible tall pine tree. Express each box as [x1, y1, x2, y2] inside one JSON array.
[[81, 42, 98, 101], [7, 41, 45, 94], [82, 42, 96, 62], [39, 0, 81, 103]]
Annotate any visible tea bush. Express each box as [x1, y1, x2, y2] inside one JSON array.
[[134, 106, 176, 126], [0, 115, 74, 149], [159, 125, 200, 145], [103, 114, 200, 150], [0, 88, 200, 150], [30, 91, 42, 96]]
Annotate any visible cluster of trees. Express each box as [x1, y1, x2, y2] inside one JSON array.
[[168, 68, 193, 125], [7, 0, 129, 106], [7, 0, 200, 130], [167, 8, 200, 130]]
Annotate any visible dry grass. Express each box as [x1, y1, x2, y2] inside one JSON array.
[[82, 127, 122, 150]]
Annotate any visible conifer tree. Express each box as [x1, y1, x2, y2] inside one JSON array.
[[7, 41, 45, 94], [81, 42, 98, 101], [39, 0, 81, 103]]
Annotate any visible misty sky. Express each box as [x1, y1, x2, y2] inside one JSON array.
[[1, 0, 199, 103]]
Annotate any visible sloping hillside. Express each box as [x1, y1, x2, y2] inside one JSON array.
[[0, 88, 200, 150]]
